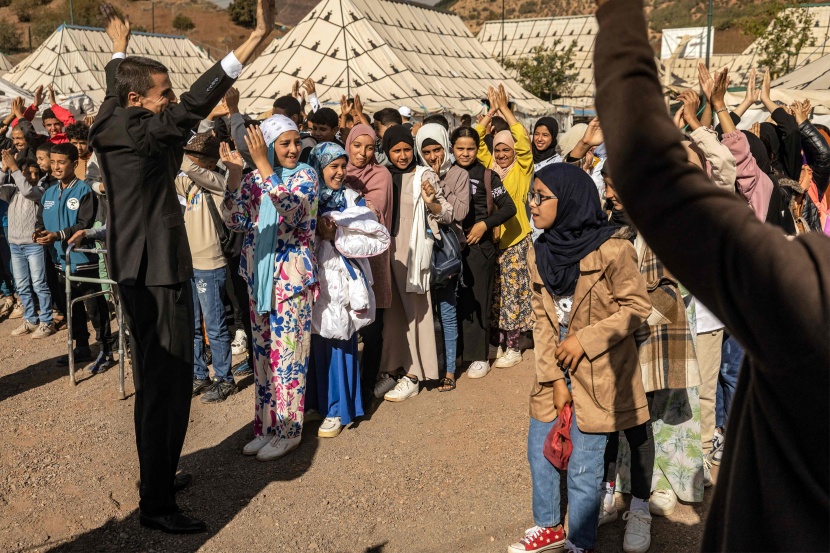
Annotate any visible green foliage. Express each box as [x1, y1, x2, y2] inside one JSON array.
[[12, 0, 34, 23], [502, 40, 577, 102], [228, 0, 256, 29], [0, 19, 21, 52], [518, 1, 536, 15], [173, 14, 195, 31], [741, 2, 814, 78], [0, 0, 12, 7]]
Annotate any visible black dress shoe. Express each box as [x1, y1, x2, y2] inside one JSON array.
[[56, 346, 93, 366], [173, 473, 192, 492], [139, 511, 207, 534]]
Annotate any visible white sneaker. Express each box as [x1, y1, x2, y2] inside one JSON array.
[[31, 322, 57, 339], [703, 457, 713, 488], [564, 540, 590, 553], [242, 435, 272, 456], [373, 373, 397, 398], [494, 348, 522, 368], [622, 509, 652, 553], [256, 435, 301, 461], [318, 417, 342, 438], [508, 525, 565, 552], [231, 329, 247, 355], [648, 488, 677, 516], [384, 376, 419, 402], [466, 360, 491, 379], [598, 499, 618, 526], [488, 345, 504, 360], [11, 320, 37, 336], [9, 302, 23, 319]]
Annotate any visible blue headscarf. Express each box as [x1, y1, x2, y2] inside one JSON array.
[[308, 142, 348, 214], [253, 115, 314, 314]]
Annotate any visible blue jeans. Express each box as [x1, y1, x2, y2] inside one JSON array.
[[0, 225, 14, 296], [716, 334, 743, 430], [433, 282, 458, 375], [565, 404, 608, 549], [528, 417, 561, 527], [192, 268, 232, 382], [10, 243, 52, 325]]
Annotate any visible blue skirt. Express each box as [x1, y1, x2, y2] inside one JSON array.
[[308, 334, 364, 426]]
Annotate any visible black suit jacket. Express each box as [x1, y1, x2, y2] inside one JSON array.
[[89, 57, 234, 286]]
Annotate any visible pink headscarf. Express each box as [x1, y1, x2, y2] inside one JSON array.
[[344, 124, 393, 229], [491, 129, 516, 181]]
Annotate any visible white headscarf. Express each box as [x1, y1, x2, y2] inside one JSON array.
[[415, 123, 453, 177], [259, 114, 298, 146]]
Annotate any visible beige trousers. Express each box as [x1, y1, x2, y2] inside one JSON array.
[[696, 330, 723, 453]]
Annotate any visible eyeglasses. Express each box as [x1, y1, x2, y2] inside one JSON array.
[[528, 191, 557, 205]]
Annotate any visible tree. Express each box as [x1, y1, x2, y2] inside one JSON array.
[[741, 2, 814, 79], [173, 14, 195, 31], [228, 0, 256, 29], [502, 40, 577, 102], [0, 20, 21, 52]]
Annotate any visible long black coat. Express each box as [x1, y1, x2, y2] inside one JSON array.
[[89, 58, 234, 286]]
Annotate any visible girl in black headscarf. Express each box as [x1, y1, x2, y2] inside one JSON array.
[[532, 116, 561, 172]]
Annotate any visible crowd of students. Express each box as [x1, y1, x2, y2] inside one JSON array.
[[0, 0, 827, 548]]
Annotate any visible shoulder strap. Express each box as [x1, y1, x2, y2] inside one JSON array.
[[483, 169, 494, 216], [203, 191, 231, 246]]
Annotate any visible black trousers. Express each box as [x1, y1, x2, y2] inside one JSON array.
[[55, 266, 112, 350], [359, 308, 385, 402], [225, 254, 253, 369], [119, 280, 194, 517], [457, 240, 496, 362], [603, 419, 655, 500]]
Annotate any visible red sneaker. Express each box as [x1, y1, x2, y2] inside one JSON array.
[[508, 526, 566, 553]]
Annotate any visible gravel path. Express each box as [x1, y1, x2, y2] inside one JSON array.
[[0, 316, 712, 552]]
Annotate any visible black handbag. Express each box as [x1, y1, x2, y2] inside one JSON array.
[[431, 224, 462, 286]]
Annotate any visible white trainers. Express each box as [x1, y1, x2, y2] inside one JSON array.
[[508, 525, 566, 552], [231, 329, 247, 355], [703, 457, 713, 488], [256, 435, 301, 461], [242, 435, 272, 456], [488, 345, 504, 360], [494, 348, 522, 368], [11, 320, 37, 337], [9, 302, 23, 319], [384, 376, 419, 402], [622, 509, 652, 553], [648, 488, 677, 516], [598, 499, 618, 526], [31, 322, 57, 339], [318, 417, 342, 438], [373, 373, 397, 398], [466, 360, 491, 379]]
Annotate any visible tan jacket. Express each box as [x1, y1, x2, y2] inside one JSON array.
[[528, 235, 652, 432]]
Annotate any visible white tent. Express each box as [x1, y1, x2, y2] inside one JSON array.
[[477, 15, 690, 111], [0, 53, 12, 74], [235, 0, 557, 119], [0, 77, 34, 118], [3, 25, 215, 113]]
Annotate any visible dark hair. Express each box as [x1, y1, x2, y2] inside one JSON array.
[[65, 122, 90, 142], [491, 116, 509, 134], [423, 114, 449, 130], [343, 113, 354, 125], [460, 114, 472, 126], [272, 95, 302, 119], [310, 107, 338, 129], [36, 142, 53, 154], [450, 125, 478, 145], [373, 107, 403, 127], [51, 142, 79, 162], [115, 56, 170, 107], [41, 108, 59, 124], [20, 159, 42, 179]]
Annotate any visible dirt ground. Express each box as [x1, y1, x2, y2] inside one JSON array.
[[0, 315, 714, 553]]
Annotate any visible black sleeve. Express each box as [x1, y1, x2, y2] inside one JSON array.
[[35, 199, 44, 233], [799, 120, 830, 198], [0, 185, 15, 203], [771, 108, 803, 180], [58, 192, 97, 241], [483, 172, 517, 229]]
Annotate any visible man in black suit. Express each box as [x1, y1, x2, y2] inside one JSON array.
[[89, 2, 274, 534]]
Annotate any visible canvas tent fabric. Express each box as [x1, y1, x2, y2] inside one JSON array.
[[0, 77, 35, 122], [235, 0, 555, 118], [0, 53, 13, 74], [3, 25, 215, 111], [477, 15, 690, 109]]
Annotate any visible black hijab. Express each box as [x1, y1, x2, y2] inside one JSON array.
[[743, 130, 771, 175], [532, 117, 560, 164], [381, 125, 417, 237], [759, 122, 785, 176], [534, 163, 618, 297]]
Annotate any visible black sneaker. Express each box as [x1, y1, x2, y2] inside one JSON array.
[[192, 378, 212, 397], [89, 351, 116, 374], [56, 346, 93, 366], [200, 379, 237, 404], [232, 359, 253, 377]]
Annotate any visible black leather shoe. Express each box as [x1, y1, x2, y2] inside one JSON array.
[[56, 346, 93, 366], [139, 511, 207, 534], [173, 473, 192, 492]]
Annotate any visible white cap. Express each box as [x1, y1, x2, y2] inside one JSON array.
[[259, 114, 298, 146], [398, 106, 413, 118]]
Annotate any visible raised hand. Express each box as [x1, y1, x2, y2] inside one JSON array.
[[11, 97, 25, 118], [291, 80, 301, 100], [254, 0, 275, 40], [100, 3, 131, 53], [1, 148, 18, 173], [710, 68, 729, 109], [219, 142, 243, 171], [679, 90, 701, 129], [582, 117, 604, 147], [33, 85, 44, 108], [420, 181, 436, 204], [245, 125, 269, 168], [697, 63, 714, 101], [48, 84, 57, 106], [340, 95, 350, 116], [673, 105, 686, 130], [208, 98, 229, 120], [83, 115, 96, 127], [301, 77, 316, 97], [225, 87, 240, 114], [760, 67, 771, 103], [745, 68, 759, 104], [352, 94, 364, 117], [792, 100, 811, 125]]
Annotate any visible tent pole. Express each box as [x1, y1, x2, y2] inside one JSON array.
[[501, 0, 505, 64], [69, 0, 74, 25], [340, 0, 350, 98], [705, 0, 712, 69]]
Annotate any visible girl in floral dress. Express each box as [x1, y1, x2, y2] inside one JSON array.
[[221, 115, 319, 461]]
